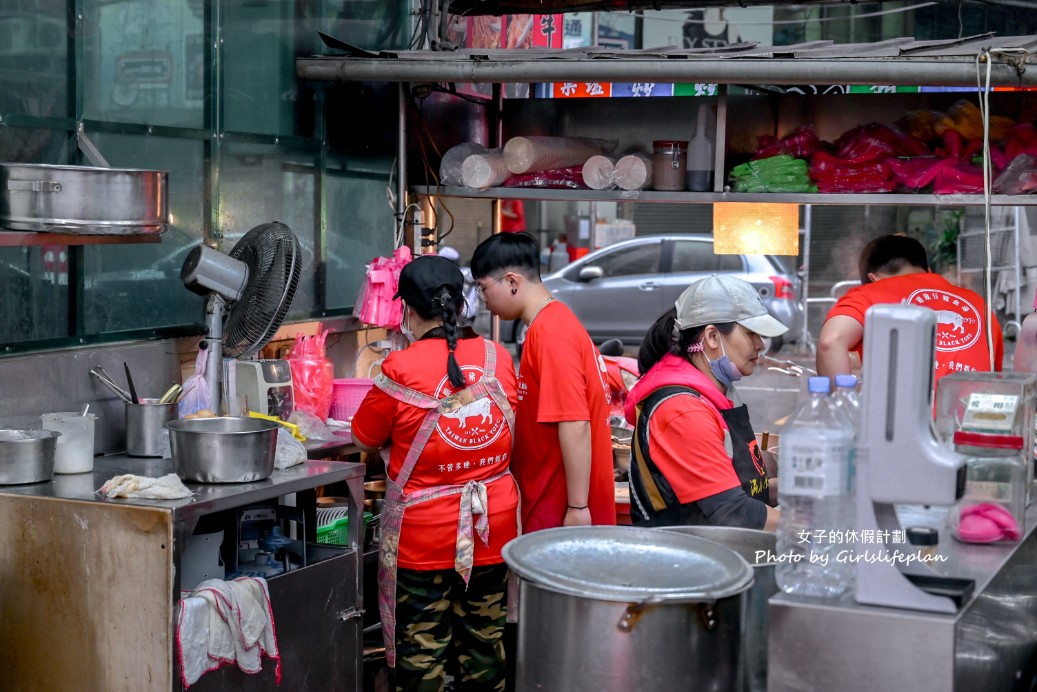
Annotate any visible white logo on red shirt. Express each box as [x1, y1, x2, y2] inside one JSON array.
[[906, 288, 981, 352], [435, 366, 507, 451]]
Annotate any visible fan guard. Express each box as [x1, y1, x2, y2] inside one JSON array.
[[222, 221, 301, 357]]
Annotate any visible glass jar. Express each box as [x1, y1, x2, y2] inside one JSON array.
[[950, 431, 1027, 544], [652, 140, 688, 191]]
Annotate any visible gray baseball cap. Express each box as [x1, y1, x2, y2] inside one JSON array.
[[674, 274, 789, 338]]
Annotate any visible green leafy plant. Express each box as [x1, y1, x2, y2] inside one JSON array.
[[930, 209, 963, 274]]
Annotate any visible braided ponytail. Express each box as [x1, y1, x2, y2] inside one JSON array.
[[436, 287, 465, 389]]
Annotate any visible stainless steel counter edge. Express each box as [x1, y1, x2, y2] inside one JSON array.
[[0, 457, 366, 522], [770, 499, 1037, 617]]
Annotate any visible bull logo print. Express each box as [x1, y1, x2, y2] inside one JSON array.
[[442, 398, 493, 428], [906, 289, 981, 352], [936, 310, 965, 333], [435, 366, 507, 450]]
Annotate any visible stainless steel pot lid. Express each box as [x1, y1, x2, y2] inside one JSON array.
[[502, 526, 753, 603]]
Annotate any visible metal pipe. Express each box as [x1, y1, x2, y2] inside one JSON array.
[[297, 55, 1037, 88], [800, 204, 812, 350]]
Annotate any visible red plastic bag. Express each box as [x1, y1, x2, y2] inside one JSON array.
[[931, 160, 985, 195], [287, 325, 335, 421], [887, 157, 952, 191], [833, 123, 929, 163], [809, 151, 896, 193], [752, 125, 824, 160], [502, 166, 589, 189]]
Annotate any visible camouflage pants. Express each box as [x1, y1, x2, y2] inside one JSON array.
[[394, 563, 509, 692]]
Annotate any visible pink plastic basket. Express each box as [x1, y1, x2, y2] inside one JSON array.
[[330, 378, 375, 421]]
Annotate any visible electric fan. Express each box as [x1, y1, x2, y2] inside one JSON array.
[[180, 221, 302, 413]]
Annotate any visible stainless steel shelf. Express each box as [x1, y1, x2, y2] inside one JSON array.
[[416, 186, 1037, 206]]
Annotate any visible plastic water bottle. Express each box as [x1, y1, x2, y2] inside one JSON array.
[[831, 374, 861, 433], [776, 376, 856, 598]]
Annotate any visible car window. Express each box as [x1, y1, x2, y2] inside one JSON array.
[[717, 253, 743, 271], [766, 255, 793, 273], [589, 243, 661, 277], [671, 240, 722, 273]]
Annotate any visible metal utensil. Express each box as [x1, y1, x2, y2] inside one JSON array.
[[89, 367, 133, 403], [158, 384, 182, 405], [123, 362, 140, 404], [759, 355, 816, 377]]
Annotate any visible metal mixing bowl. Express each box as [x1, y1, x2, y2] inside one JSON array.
[[166, 417, 279, 483], [0, 429, 59, 484]]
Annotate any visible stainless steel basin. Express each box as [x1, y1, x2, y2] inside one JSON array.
[[166, 417, 278, 483]]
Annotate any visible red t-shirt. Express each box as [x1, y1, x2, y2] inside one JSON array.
[[645, 390, 741, 503], [826, 272, 1004, 381], [351, 337, 519, 570], [500, 199, 526, 233], [513, 300, 616, 532]]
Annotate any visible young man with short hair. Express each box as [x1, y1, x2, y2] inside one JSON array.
[[470, 232, 616, 532], [817, 233, 1003, 383]]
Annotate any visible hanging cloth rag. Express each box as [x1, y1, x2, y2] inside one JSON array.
[[176, 576, 281, 687]]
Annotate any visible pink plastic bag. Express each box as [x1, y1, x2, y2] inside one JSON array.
[[353, 246, 412, 329], [287, 325, 334, 421]]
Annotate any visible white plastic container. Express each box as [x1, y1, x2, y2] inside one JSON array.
[[686, 103, 716, 192], [40, 412, 96, 474]]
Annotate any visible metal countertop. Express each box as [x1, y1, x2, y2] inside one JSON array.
[[0, 456, 365, 524]]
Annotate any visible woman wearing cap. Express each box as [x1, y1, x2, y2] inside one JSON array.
[[623, 274, 788, 531], [351, 255, 520, 691]]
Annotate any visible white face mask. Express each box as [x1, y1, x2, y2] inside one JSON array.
[[400, 304, 416, 343]]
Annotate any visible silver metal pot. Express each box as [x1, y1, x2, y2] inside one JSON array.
[[502, 526, 753, 692], [660, 525, 778, 692], [166, 417, 278, 483], [0, 163, 167, 234], [0, 429, 59, 484]]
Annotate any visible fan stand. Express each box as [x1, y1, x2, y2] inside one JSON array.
[[203, 293, 227, 414]]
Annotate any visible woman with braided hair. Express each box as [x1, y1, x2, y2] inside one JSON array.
[[352, 255, 520, 692]]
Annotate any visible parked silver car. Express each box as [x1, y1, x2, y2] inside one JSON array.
[[472, 234, 804, 355]]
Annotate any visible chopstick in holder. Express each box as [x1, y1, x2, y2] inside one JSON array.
[[123, 362, 140, 404]]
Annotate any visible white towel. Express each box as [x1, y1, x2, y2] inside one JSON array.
[[99, 473, 193, 500], [177, 577, 281, 687]]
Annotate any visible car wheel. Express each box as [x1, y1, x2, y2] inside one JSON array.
[[513, 321, 527, 358], [762, 334, 784, 355]]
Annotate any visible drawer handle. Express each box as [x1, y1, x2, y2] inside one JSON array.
[[338, 607, 365, 622], [8, 180, 62, 193]]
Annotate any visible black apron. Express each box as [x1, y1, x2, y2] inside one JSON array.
[[628, 385, 771, 526]]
